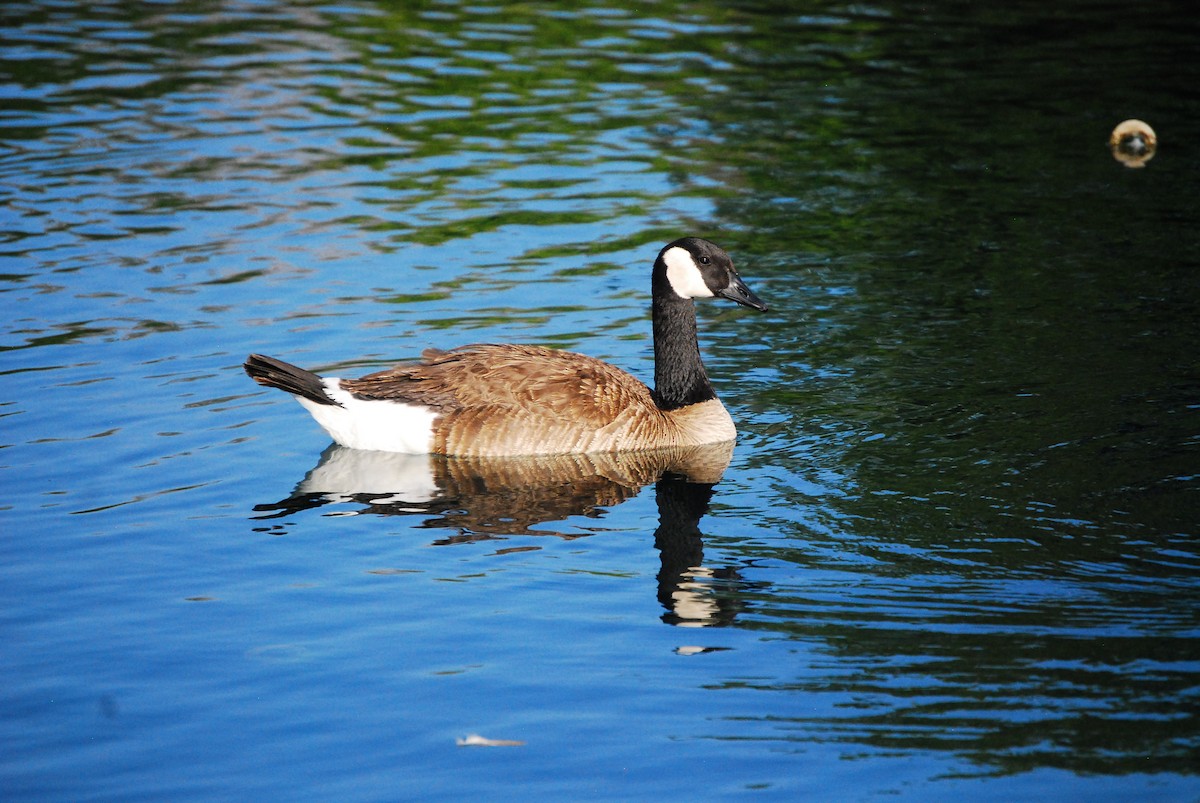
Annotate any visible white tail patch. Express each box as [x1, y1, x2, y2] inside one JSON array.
[[663, 246, 714, 300], [294, 378, 437, 453]]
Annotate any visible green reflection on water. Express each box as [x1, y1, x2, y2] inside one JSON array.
[[678, 0, 1200, 776]]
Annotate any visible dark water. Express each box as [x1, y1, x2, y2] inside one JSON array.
[[2, 1, 1198, 799]]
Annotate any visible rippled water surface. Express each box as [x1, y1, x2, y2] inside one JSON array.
[[3, 1, 1199, 799]]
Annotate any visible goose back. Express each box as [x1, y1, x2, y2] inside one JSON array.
[[339, 343, 735, 456]]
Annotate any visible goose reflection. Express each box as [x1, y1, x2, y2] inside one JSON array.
[[252, 441, 743, 626]]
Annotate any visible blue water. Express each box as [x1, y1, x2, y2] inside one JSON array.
[[3, 1, 1199, 800]]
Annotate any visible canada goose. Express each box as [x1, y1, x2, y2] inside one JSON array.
[[244, 236, 767, 456]]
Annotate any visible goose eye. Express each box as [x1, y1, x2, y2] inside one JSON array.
[[699, 256, 711, 265]]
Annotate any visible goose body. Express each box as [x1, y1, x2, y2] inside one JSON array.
[[245, 237, 766, 457]]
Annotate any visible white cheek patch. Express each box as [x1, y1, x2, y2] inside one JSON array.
[[663, 246, 714, 300]]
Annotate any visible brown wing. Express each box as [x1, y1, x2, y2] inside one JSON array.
[[340, 344, 662, 456]]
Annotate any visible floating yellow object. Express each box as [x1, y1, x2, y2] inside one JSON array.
[[1109, 119, 1157, 168]]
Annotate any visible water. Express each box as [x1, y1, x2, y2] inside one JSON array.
[[3, 0, 1198, 799]]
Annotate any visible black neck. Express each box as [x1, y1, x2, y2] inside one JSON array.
[[651, 293, 717, 410]]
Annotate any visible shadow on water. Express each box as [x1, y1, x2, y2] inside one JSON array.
[[252, 441, 745, 627]]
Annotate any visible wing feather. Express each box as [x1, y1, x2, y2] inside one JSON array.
[[340, 343, 657, 432]]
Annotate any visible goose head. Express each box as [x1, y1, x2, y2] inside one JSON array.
[[654, 237, 768, 311]]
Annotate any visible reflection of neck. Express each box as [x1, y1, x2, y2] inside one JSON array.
[[652, 294, 716, 410], [653, 475, 714, 623]]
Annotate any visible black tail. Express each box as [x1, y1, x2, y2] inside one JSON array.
[[244, 354, 340, 407]]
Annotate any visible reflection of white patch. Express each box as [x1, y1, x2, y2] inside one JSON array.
[[299, 446, 438, 502], [663, 246, 714, 300], [671, 565, 720, 626], [295, 378, 437, 453]]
